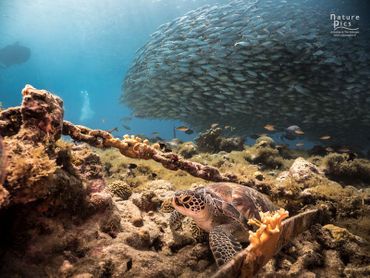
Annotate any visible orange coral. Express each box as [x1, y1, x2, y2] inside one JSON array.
[[247, 208, 289, 258]]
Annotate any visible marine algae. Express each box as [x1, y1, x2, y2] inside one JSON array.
[[322, 153, 370, 184]]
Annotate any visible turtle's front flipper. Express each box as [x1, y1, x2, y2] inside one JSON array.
[[169, 210, 185, 231], [190, 220, 208, 242], [209, 224, 243, 267]]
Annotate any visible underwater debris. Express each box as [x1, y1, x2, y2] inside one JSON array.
[[195, 126, 244, 153], [62, 122, 245, 186], [214, 206, 330, 277]]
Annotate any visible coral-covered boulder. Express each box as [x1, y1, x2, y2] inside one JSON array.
[[277, 157, 323, 183]]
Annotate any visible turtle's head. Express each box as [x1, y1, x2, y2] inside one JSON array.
[[172, 190, 207, 218]]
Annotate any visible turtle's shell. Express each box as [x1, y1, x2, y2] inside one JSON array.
[[198, 182, 278, 227]]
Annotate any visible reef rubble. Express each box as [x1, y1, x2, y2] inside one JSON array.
[[0, 85, 369, 277]]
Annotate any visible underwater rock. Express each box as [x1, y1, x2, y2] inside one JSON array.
[[1, 85, 369, 277], [255, 136, 275, 148], [253, 224, 370, 277], [0, 85, 63, 206], [145, 180, 174, 201], [131, 191, 161, 212], [322, 153, 370, 184], [129, 180, 173, 213], [195, 126, 244, 153], [278, 157, 323, 183], [178, 141, 198, 158], [125, 229, 152, 250], [122, 0, 370, 147], [245, 137, 286, 169], [253, 171, 264, 181]]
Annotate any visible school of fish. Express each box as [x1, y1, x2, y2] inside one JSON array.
[[122, 0, 370, 146]]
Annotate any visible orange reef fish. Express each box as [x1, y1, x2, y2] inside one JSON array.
[[294, 129, 305, 135], [176, 126, 193, 133], [264, 124, 275, 131], [337, 147, 350, 153], [176, 126, 190, 132]]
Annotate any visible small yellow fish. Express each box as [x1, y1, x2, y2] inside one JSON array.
[[176, 126, 190, 132], [152, 132, 160, 136], [294, 129, 305, 135], [275, 144, 286, 149], [337, 147, 350, 153], [325, 147, 334, 152], [296, 142, 304, 147], [320, 135, 331, 140], [264, 124, 275, 131]]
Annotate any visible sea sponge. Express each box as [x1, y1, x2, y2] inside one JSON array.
[[195, 126, 244, 153], [178, 142, 198, 158], [255, 136, 275, 148], [245, 145, 285, 169], [5, 140, 57, 204]]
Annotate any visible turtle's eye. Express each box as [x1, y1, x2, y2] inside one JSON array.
[[182, 196, 191, 203]]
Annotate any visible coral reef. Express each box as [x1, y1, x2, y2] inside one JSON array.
[[177, 141, 198, 158], [195, 126, 244, 153], [244, 136, 295, 170], [0, 85, 63, 207], [0, 85, 369, 277], [108, 180, 132, 200], [63, 123, 242, 185], [322, 153, 370, 184]]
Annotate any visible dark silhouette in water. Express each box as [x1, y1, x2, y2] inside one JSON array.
[[0, 42, 31, 68]]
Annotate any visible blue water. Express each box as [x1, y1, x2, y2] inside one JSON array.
[[1, 0, 369, 151], [0, 0, 227, 141]]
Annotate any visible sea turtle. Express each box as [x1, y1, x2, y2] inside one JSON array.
[[170, 182, 279, 266]]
